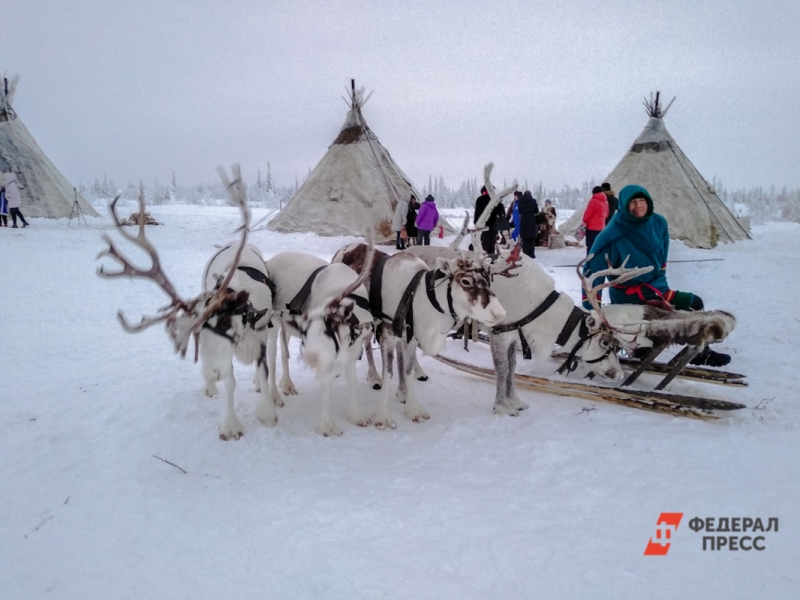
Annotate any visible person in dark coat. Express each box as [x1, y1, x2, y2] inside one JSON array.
[[517, 190, 539, 258], [474, 185, 506, 254], [601, 182, 618, 225], [405, 196, 419, 246]]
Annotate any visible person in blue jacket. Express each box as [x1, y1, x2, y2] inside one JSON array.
[[581, 184, 731, 367], [507, 190, 521, 242]]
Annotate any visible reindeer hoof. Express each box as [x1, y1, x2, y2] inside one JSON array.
[[411, 413, 430, 423], [372, 383, 382, 390], [417, 375, 428, 382], [219, 431, 243, 441], [316, 423, 343, 437]]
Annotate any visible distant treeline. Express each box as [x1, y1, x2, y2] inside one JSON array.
[[81, 171, 800, 223]]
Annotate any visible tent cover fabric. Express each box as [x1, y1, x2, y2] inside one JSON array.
[[561, 99, 749, 249], [0, 75, 98, 219], [268, 84, 440, 242]]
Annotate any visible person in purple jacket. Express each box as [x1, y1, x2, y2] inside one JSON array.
[[415, 194, 439, 246]]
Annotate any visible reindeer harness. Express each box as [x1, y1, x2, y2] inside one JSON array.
[[288, 265, 373, 354], [555, 307, 615, 375], [369, 255, 464, 344], [202, 265, 277, 343]]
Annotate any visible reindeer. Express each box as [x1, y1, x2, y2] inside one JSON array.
[[264, 249, 377, 436], [97, 166, 277, 440], [335, 243, 506, 429], [358, 162, 735, 417], [580, 255, 737, 389], [407, 245, 646, 412]]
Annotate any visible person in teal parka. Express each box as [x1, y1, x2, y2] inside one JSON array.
[[581, 184, 731, 367]]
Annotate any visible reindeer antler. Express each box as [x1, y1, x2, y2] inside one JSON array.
[[577, 254, 654, 328], [97, 165, 254, 359], [97, 192, 189, 333], [491, 242, 523, 279], [194, 165, 252, 323], [448, 212, 471, 251], [471, 162, 518, 259]]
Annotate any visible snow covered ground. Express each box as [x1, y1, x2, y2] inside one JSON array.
[[2, 203, 798, 599]]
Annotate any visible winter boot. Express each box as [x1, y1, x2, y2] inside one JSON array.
[[690, 347, 731, 367]]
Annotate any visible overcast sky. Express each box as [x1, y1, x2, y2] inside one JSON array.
[[3, 0, 799, 192]]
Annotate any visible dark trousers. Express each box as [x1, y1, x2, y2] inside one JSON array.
[[395, 230, 406, 249], [480, 230, 496, 254], [417, 230, 431, 246], [0, 214, 7, 226], [585, 229, 601, 256], [10, 207, 27, 227], [521, 237, 536, 258]]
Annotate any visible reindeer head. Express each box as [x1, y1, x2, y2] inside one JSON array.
[[434, 253, 506, 327], [294, 235, 378, 368], [561, 254, 655, 381], [97, 164, 256, 361]]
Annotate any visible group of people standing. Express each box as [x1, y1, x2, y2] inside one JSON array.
[[0, 167, 29, 228], [393, 186, 558, 257], [475, 186, 558, 258], [392, 193, 439, 249]]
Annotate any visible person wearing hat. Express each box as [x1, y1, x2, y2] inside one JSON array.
[[581, 184, 731, 367], [601, 182, 618, 225], [415, 194, 439, 246], [474, 185, 506, 254], [581, 185, 608, 256], [405, 195, 420, 246], [517, 190, 539, 258]]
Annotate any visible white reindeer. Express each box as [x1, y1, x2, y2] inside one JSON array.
[[399, 161, 735, 415], [336, 243, 506, 429], [406, 246, 736, 414], [97, 165, 277, 440], [264, 250, 376, 436]]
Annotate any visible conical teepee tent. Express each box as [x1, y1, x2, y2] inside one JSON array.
[[0, 74, 98, 219], [268, 80, 430, 241], [562, 93, 749, 249]]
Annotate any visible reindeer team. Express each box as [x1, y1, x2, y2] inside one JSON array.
[[98, 164, 736, 439]]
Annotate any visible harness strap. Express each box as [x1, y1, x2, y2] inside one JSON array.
[[555, 306, 586, 347], [492, 290, 560, 335], [287, 265, 327, 315], [425, 269, 458, 322], [518, 329, 532, 359], [392, 270, 426, 342], [347, 293, 372, 313], [369, 254, 391, 319], [555, 309, 592, 375], [237, 266, 277, 297], [201, 321, 237, 344]]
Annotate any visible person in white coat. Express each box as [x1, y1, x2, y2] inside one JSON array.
[[3, 169, 28, 228], [392, 194, 411, 250]]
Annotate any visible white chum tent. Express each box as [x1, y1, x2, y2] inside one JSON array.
[[268, 81, 426, 242], [562, 93, 749, 249], [0, 75, 98, 219]]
